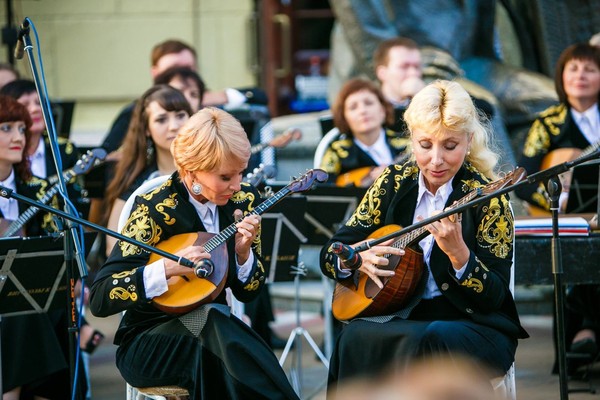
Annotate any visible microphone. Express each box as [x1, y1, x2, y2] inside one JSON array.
[[14, 19, 30, 60], [330, 242, 362, 270], [193, 259, 214, 278]]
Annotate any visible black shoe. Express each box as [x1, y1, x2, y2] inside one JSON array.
[[570, 338, 598, 357], [270, 335, 288, 350]]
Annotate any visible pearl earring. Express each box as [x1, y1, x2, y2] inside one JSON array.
[[191, 181, 202, 195]]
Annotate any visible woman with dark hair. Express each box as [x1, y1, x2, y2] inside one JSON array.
[[319, 78, 410, 187], [0, 95, 88, 400], [90, 107, 299, 400], [154, 66, 206, 112], [515, 42, 600, 213], [0, 79, 81, 182], [104, 84, 192, 255], [515, 42, 600, 374]]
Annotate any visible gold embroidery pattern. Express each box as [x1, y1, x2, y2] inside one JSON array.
[[461, 278, 483, 293], [231, 190, 256, 211], [347, 177, 385, 228], [393, 164, 419, 191], [331, 138, 352, 159], [321, 148, 342, 175], [325, 261, 336, 277], [111, 270, 136, 279], [109, 287, 138, 301], [120, 204, 162, 257], [477, 195, 513, 259], [141, 179, 172, 202], [244, 278, 261, 291], [388, 136, 410, 150], [256, 259, 265, 273], [155, 193, 178, 225], [523, 105, 566, 157]]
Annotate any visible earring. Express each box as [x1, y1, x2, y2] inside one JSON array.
[[146, 140, 155, 164], [191, 181, 202, 195]]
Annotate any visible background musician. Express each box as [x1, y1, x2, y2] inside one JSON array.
[[0, 79, 86, 217], [514, 42, 600, 374], [0, 95, 88, 400], [103, 85, 193, 256], [320, 80, 528, 394], [514, 43, 600, 213], [318, 78, 410, 187], [89, 107, 299, 400]]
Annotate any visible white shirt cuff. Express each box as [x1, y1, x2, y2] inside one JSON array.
[[336, 259, 352, 278], [236, 251, 255, 282], [224, 88, 247, 109], [143, 259, 169, 298], [454, 261, 468, 280]]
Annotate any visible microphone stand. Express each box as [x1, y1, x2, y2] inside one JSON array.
[[16, 17, 88, 399], [0, 186, 198, 266], [547, 178, 569, 400]]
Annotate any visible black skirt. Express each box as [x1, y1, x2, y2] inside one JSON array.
[[116, 304, 299, 400]]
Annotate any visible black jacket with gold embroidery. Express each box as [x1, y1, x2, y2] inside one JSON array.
[[515, 103, 598, 211], [320, 162, 528, 339], [0, 176, 58, 236], [89, 172, 267, 345], [319, 129, 410, 184]]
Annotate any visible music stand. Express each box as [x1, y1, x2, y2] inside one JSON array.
[[302, 184, 367, 246], [0, 233, 96, 394], [261, 196, 308, 282], [0, 236, 68, 393], [566, 161, 600, 214]]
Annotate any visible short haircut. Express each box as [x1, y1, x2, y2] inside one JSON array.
[[172, 107, 250, 175], [0, 79, 36, 99], [554, 42, 600, 104], [150, 39, 197, 67], [373, 37, 419, 69], [0, 95, 32, 180], [332, 78, 394, 134], [154, 66, 207, 102]]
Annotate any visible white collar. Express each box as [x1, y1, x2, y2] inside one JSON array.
[[31, 136, 45, 159], [416, 171, 454, 205], [187, 192, 218, 221], [571, 104, 599, 129], [0, 168, 16, 189], [354, 128, 386, 153]]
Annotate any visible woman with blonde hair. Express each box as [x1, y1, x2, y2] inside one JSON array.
[[320, 80, 527, 395], [90, 107, 299, 400]]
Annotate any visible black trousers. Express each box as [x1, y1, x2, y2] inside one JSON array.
[[328, 299, 517, 397], [116, 304, 299, 400]]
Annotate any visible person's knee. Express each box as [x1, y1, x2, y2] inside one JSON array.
[[421, 321, 468, 350]]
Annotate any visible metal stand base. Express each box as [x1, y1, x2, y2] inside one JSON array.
[[278, 263, 329, 399]]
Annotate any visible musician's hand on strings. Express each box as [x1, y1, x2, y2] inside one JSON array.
[[421, 211, 469, 270], [234, 209, 261, 264], [164, 245, 211, 278], [356, 239, 404, 289]]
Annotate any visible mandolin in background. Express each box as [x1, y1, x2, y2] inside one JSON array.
[[527, 140, 600, 216], [250, 127, 302, 155]]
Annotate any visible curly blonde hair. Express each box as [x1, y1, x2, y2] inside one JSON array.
[[403, 80, 499, 179]]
